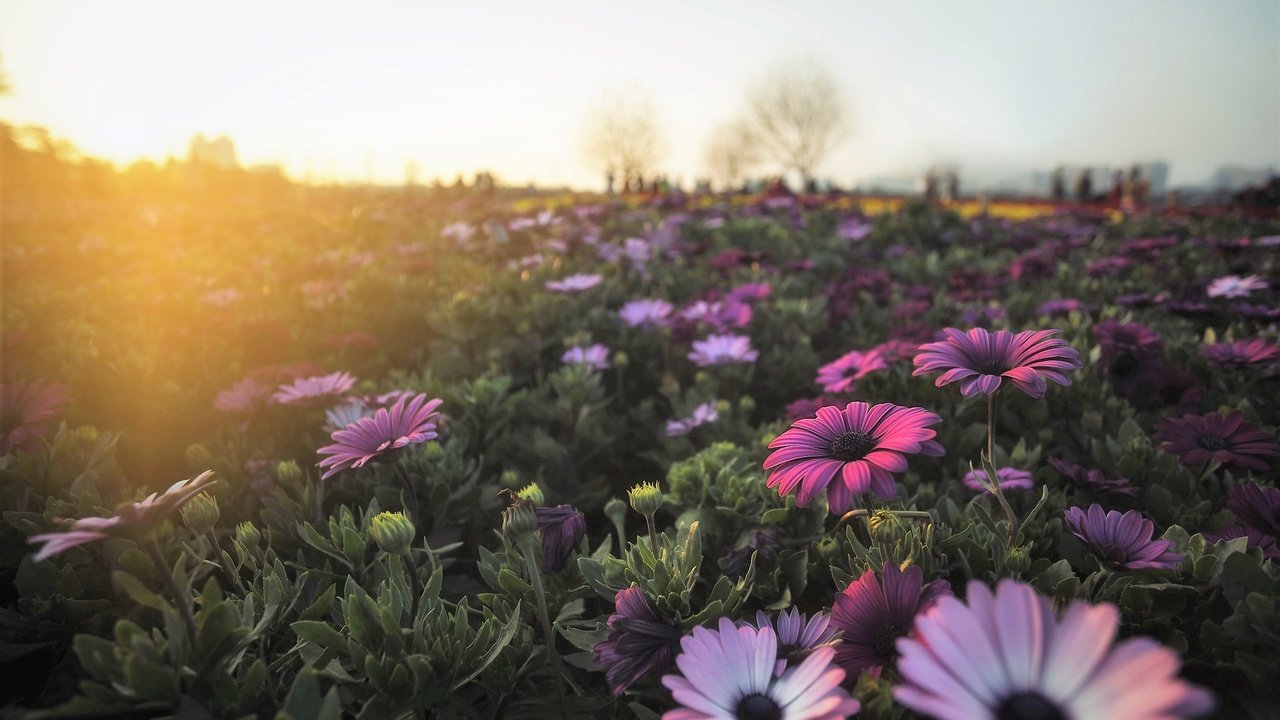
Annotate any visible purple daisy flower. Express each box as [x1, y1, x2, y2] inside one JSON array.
[[1204, 524, 1278, 560], [753, 608, 840, 675], [272, 372, 357, 408], [1226, 482, 1280, 536], [660, 617, 859, 720], [1064, 505, 1184, 570], [1, 378, 70, 456], [689, 334, 759, 367], [29, 470, 218, 561], [562, 344, 611, 371], [545, 273, 602, 293], [764, 402, 944, 513], [1153, 411, 1280, 475], [1047, 457, 1137, 501], [619, 299, 674, 327], [1201, 339, 1279, 370], [1207, 274, 1267, 299], [665, 402, 719, 438], [1037, 298, 1090, 317], [534, 504, 586, 572], [815, 349, 887, 394], [912, 328, 1082, 398], [962, 466, 1034, 494], [594, 586, 682, 696], [896, 579, 1214, 720], [316, 394, 442, 479], [727, 282, 772, 304], [830, 561, 950, 678]]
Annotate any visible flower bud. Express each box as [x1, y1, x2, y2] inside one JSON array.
[[715, 400, 732, 417], [517, 482, 545, 506], [180, 492, 220, 533], [1005, 545, 1032, 575], [185, 444, 215, 471], [628, 482, 664, 517], [235, 521, 262, 548], [369, 511, 416, 555], [612, 351, 629, 368], [275, 460, 303, 485], [604, 497, 628, 527], [738, 396, 756, 415], [502, 501, 538, 540], [424, 441, 445, 461], [867, 509, 908, 546]]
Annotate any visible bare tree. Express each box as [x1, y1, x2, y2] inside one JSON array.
[[703, 120, 759, 190], [747, 60, 846, 181], [581, 89, 665, 191]]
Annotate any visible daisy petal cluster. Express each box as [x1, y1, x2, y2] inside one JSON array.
[[1200, 338, 1279, 370], [562, 344, 611, 371], [913, 327, 1082, 398], [830, 561, 950, 677], [1153, 411, 1280, 475], [620, 298, 674, 327], [815, 349, 887, 394], [665, 401, 719, 437], [316, 394, 442, 479], [272, 372, 357, 407], [1064, 505, 1183, 570], [1, 378, 70, 456], [962, 466, 1034, 494], [689, 334, 759, 367], [545, 273, 602, 293]]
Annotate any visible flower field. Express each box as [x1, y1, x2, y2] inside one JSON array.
[[3, 160, 1279, 719]]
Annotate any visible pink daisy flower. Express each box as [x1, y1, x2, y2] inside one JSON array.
[[752, 608, 840, 676], [316, 394, 442, 479], [1200, 339, 1279, 370], [1153, 411, 1280, 475], [619, 299, 674, 327], [660, 617, 859, 720], [895, 579, 1213, 720], [545, 273, 602, 293], [665, 402, 719, 437], [1, 379, 70, 456], [913, 327, 1082, 398], [213, 377, 271, 414], [1206, 274, 1267, 299], [689, 334, 759, 367], [1064, 505, 1183, 570], [830, 561, 950, 678], [764, 402, 944, 513], [562, 344, 611, 371], [962, 466, 1035, 494], [815, 349, 887, 394], [594, 586, 682, 696], [271, 372, 357, 408]]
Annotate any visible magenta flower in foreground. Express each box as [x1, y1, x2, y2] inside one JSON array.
[[272, 372, 357, 407], [896, 579, 1213, 720], [688, 334, 759, 367], [316, 394, 442, 479], [619, 298, 674, 327], [545, 273, 602, 293], [660, 617, 859, 720], [962, 466, 1034, 494], [665, 402, 719, 437], [28, 471, 217, 561], [1064, 505, 1184, 570], [594, 587, 682, 696], [562, 344, 611, 371], [1201, 339, 1279, 370], [1, 379, 70, 456], [1153, 411, 1280, 475], [913, 327, 1082, 398], [764, 402, 944, 513], [753, 608, 839, 675], [830, 561, 950, 678], [815, 349, 887, 394]]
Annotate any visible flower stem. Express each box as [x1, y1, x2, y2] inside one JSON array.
[[400, 550, 422, 621], [985, 392, 1019, 547], [393, 462, 422, 530], [519, 539, 567, 715], [144, 538, 197, 646], [206, 529, 245, 593], [645, 514, 659, 556]]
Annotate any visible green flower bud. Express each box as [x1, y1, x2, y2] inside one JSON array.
[[369, 511, 416, 555], [867, 509, 908, 546], [628, 482, 664, 517], [275, 460, 303, 485], [1005, 546, 1032, 575], [613, 351, 629, 368], [516, 482, 545, 506], [738, 396, 756, 415], [500, 469, 520, 488], [185, 444, 215, 471], [235, 521, 262, 548], [180, 492, 220, 533], [715, 399, 732, 417], [502, 501, 538, 540], [424, 441, 445, 461], [604, 497, 628, 526]]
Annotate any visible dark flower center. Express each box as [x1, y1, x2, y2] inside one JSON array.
[[979, 361, 1009, 376], [995, 691, 1068, 720], [830, 431, 877, 461], [1108, 352, 1139, 380], [1198, 435, 1229, 451], [736, 694, 782, 720], [873, 625, 902, 663]]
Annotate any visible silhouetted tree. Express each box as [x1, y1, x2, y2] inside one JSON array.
[[704, 120, 759, 190], [582, 89, 665, 192], [747, 61, 846, 182]]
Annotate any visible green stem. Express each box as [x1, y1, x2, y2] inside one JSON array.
[[986, 392, 1019, 546], [520, 540, 567, 716], [144, 538, 197, 645], [401, 551, 422, 621], [206, 529, 245, 594], [393, 463, 422, 530], [645, 514, 659, 555]]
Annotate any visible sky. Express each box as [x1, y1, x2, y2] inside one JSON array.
[[1, 0, 1276, 189]]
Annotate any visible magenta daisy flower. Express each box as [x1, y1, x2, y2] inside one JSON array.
[[562, 344, 611, 371], [815, 349, 887, 394], [1153, 411, 1280, 475], [660, 617, 859, 720], [830, 561, 950, 678], [1, 379, 70, 456], [1200, 339, 1279, 370], [316, 394, 442, 479], [753, 608, 840, 675], [28, 471, 218, 561], [764, 402, 944, 513], [895, 579, 1213, 720], [620, 298, 674, 327], [1047, 457, 1137, 501], [594, 586, 682, 696], [665, 402, 719, 437], [272, 372, 357, 408], [962, 466, 1034, 494], [1226, 482, 1280, 536], [545, 273, 602, 293], [912, 328, 1082, 398], [1204, 524, 1278, 560], [689, 334, 759, 367], [1064, 505, 1183, 570]]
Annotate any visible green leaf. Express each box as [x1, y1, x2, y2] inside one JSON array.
[[112, 571, 167, 611], [293, 620, 347, 652]]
